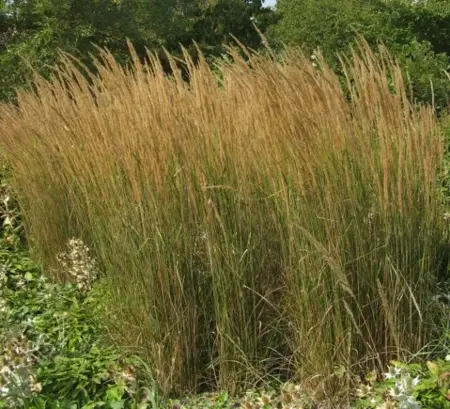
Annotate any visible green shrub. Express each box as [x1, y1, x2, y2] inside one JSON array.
[[353, 359, 450, 409], [0, 196, 158, 408], [272, 0, 450, 109]]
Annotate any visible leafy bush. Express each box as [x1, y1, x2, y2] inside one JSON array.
[[353, 359, 450, 409], [0, 185, 158, 408], [272, 0, 450, 109]]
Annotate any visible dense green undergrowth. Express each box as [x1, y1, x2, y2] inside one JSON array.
[[0, 178, 159, 408]]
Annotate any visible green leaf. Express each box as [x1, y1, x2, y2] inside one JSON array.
[[81, 403, 98, 409], [427, 361, 440, 375], [109, 400, 125, 409], [30, 397, 47, 409], [24, 271, 34, 281], [416, 377, 439, 391], [105, 385, 126, 402]]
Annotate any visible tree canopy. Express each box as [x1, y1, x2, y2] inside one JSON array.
[[0, 0, 276, 101], [0, 0, 448, 107], [273, 0, 450, 109]]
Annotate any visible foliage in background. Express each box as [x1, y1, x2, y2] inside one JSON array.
[[273, 0, 449, 110], [1, 0, 448, 108], [0, 0, 276, 102], [439, 112, 450, 213], [353, 359, 450, 409]]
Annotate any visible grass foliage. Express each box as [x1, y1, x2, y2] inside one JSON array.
[[0, 41, 449, 397]]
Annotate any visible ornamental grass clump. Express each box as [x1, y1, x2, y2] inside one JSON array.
[[0, 40, 448, 397]]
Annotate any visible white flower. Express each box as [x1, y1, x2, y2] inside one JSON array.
[[57, 238, 99, 293], [384, 372, 395, 380], [399, 374, 420, 395], [0, 385, 10, 396], [0, 298, 7, 313], [386, 368, 421, 409], [356, 383, 372, 397], [384, 366, 402, 379], [32, 381, 42, 393], [399, 397, 421, 409], [390, 384, 403, 398], [2, 216, 12, 227], [0, 366, 11, 376], [2, 195, 10, 206]]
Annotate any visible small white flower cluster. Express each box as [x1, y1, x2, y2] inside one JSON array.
[[0, 334, 42, 407], [0, 185, 20, 234], [0, 263, 7, 314], [57, 238, 99, 293], [0, 298, 6, 314], [241, 383, 307, 409], [363, 210, 376, 226], [383, 366, 421, 409], [1, 191, 12, 229]]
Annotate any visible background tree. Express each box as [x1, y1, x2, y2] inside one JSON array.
[[0, 0, 275, 102], [272, 0, 450, 110]]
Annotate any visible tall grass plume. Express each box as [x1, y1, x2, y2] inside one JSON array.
[[0, 40, 448, 397]]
